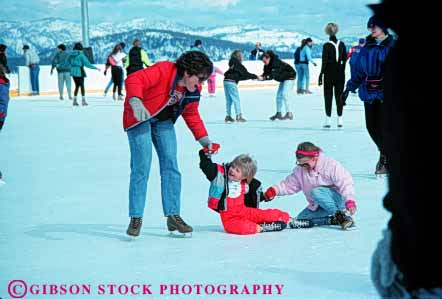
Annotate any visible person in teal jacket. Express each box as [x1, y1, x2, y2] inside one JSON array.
[[69, 42, 100, 106]]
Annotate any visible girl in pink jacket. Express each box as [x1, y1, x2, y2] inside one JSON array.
[[207, 66, 224, 97], [264, 142, 357, 229]]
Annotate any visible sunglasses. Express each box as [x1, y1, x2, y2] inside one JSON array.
[[296, 160, 311, 168]]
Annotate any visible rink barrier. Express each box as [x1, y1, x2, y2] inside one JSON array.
[[13, 59, 337, 98]]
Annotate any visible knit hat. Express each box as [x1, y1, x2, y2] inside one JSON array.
[[359, 38, 366, 44], [367, 15, 389, 33], [23, 44, 30, 50]]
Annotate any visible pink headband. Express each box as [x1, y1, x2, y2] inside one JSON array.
[[296, 150, 319, 157]]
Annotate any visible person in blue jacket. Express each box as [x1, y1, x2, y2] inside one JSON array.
[[299, 37, 317, 94], [341, 16, 395, 175]]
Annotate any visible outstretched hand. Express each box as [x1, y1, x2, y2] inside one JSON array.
[[264, 187, 277, 201], [203, 143, 220, 157]]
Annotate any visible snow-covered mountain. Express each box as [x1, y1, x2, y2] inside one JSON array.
[[187, 24, 325, 53], [1, 18, 362, 71]]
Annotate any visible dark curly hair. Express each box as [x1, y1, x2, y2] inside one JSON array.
[[176, 51, 213, 81]]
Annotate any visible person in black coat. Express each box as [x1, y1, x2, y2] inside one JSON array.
[[0, 44, 10, 74], [249, 42, 265, 60], [318, 23, 347, 128], [370, 0, 442, 298], [223, 50, 260, 122], [259, 50, 296, 120]]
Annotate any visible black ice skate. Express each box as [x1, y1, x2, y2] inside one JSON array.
[[375, 154, 388, 176], [330, 211, 354, 230], [288, 217, 313, 229], [269, 112, 284, 121], [126, 217, 143, 237], [167, 215, 193, 236], [0, 170, 5, 186], [260, 221, 287, 232]]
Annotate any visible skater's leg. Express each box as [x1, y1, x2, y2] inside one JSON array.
[[223, 81, 234, 116], [335, 78, 345, 117], [243, 207, 290, 224], [311, 187, 345, 214], [151, 119, 181, 216], [281, 79, 294, 113], [298, 65, 305, 92], [220, 213, 260, 235], [208, 78, 215, 94], [127, 121, 153, 217], [304, 65, 310, 91], [73, 76, 81, 96], [365, 101, 383, 152], [323, 75, 333, 117], [79, 77, 85, 97], [57, 72, 64, 98], [104, 77, 113, 94], [64, 72, 72, 98], [275, 82, 284, 113]]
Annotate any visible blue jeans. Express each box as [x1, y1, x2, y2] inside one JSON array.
[[298, 64, 309, 90], [297, 64, 305, 91], [30, 65, 40, 93], [224, 80, 241, 116], [295, 64, 302, 91], [296, 187, 345, 225], [127, 119, 181, 217], [275, 80, 294, 113], [104, 78, 113, 94]]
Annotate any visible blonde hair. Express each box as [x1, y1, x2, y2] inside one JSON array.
[[325, 22, 339, 36], [231, 154, 257, 183]]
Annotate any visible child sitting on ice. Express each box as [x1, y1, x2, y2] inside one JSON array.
[[199, 147, 310, 235], [263, 142, 357, 230]]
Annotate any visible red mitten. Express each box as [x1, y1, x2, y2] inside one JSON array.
[[203, 143, 220, 155], [264, 187, 277, 201], [345, 199, 357, 215]]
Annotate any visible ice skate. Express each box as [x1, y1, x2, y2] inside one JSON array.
[[236, 114, 247, 122], [269, 112, 283, 121], [375, 154, 388, 177], [260, 221, 287, 232], [330, 211, 354, 230], [337, 116, 343, 128], [225, 115, 235, 123], [81, 97, 88, 106], [167, 215, 193, 237], [126, 217, 143, 237], [282, 112, 293, 120], [72, 97, 79, 106], [323, 116, 331, 128], [288, 217, 313, 229]]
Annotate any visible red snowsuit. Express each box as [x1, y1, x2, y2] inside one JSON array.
[[220, 180, 290, 235]]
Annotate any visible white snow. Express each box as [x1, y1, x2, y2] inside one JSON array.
[[0, 87, 387, 299]]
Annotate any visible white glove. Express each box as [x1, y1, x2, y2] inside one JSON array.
[[129, 97, 150, 122]]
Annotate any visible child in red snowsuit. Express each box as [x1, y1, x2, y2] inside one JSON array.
[[199, 149, 301, 235]]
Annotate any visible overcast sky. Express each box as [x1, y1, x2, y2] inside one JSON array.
[[2, 0, 379, 37]]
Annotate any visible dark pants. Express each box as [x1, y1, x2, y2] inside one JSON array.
[[323, 74, 344, 117], [364, 100, 384, 154], [111, 66, 123, 96], [73, 76, 85, 97]]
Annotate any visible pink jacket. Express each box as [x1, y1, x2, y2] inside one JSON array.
[[273, 154, 355, 211], [209, 66, 224, 79]]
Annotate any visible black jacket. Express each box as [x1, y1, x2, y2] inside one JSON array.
[[199, 150, 265, 212], [382, 29, 440, 291], [224, 57, 258, 84], [320, 36, 347, 78], [126, 47, 144, 75], [262, 54, 296, 82]]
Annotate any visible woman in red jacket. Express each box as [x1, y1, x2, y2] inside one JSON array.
[[124, 51, 215, 237]]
